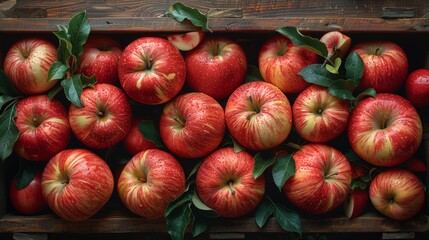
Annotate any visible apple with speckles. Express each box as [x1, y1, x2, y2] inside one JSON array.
[[167, 31, 204, 51], [405, 68, 429, 109]]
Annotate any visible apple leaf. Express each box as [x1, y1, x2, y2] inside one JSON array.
[[254, 197, 275, 228], [165, 191, 193, 217], [272, 154, 295, 191], [191, 193, 213, 212], [277, 26, 328, 57], [345, 52, 364, 86], [0, 95, 16, 110], [0, 103, 19, 162], [15, 162, 37, 190], [327, 79, 356, 100], [274, 204, 302, 234], [61, 74, 84, 107], [192, 211, 211, 237], [53, 28, 73, 67], [253, 151, 276, 179], [325, 58, 342, 74], [166, 201, 192, 240], [67, 10, 90, 69], [138, 120, 165, 148], [355, 88, 376, 105], [80, 74, 97, 88], [350, 177, 368, 190], [48, 61, 68, 81], [245, 65, 263, 83], [299, 64, 336, 87], [166, 2, 211, 32], [0, 70, 20, 97]]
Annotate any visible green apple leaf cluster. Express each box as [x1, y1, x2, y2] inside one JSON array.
[[166, 2, 211, 32], [47, 10, 96, 107]]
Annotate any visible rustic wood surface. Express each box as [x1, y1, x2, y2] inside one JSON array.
[[0, 0, 428, 32]]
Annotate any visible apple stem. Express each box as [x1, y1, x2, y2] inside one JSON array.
[[173, 116, 186, 126], [375, 47, 381, 56], [228, 181, 236, 195], [325, 171, 339, 179], [380, 113, 389, 129]]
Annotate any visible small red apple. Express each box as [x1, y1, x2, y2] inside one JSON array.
[[167, 31, 204, 51], [14, 95, 71, 161], [196, 147, 266, 218], [122, 116, 158, 156], [344, 188, 369, 219], [319, 31, 351, 60], [404, 68, 429, 108], [258, 35, 318, 94], [78, 35, 122, 84]]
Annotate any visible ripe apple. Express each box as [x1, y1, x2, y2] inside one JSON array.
[[160, 92, 225, 159], [78, 35, 122, 85], [283, 143, 352, 215], [68, 83, 132, 149], [41, 148, 114, 221], [348, 93, 422, 167], [403, 158, 427, 173], [292, 84, 350, 143], [185, 36, 247, 100], [9, 170, 47, 215], [258, 35, 318, 94], [404, 68, 429, 108], [118, 37, 186, 105], [167, 31, 204, 51], [196, 147, 266, 218], [117, 149, 185, 218], [343, 162, 369, 219], [14, 95, 71, 161], [122, 116, 158, 156], [225, 81, 292, 151], [369, 169, 425, 221], [319, 31, 351, 60], [351, 40, 408, 93], [3, 37, 57, 95]]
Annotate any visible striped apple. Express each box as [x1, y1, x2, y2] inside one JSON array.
[[258, 35, 318, 94], [42, 149, 114, 221], [293, 84, 350, 143], [348, 93, 422, 167], [225, 81, 292, 151], [3, 37, 57, 95], [117, 149, 185, 218], [283, 143, 352, 215], [196, 147, 266, 218], [369, 169, 425, 221]]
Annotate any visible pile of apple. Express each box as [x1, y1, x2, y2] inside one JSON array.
[[1, 19, 428, 234]]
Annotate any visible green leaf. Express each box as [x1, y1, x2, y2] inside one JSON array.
[[355, 88, 376, 104], [186, 161, 201, 183], [345, 52, 364, 86], [192, 211, 210, 237], [0, 95, 16, 110], [231, 137, 244, 153], [0, 103, 19, 162], [253, 152, 276, 179], [48, 61, 68, 81], [245, 65, 263, 83], [68, 11, 90, 67], [166, 202, 192, 240], [272, 154, 295, 191], [61, 75, 84, 107], [191, 193, 218, 218], [274, 204, 302, 234], [138, 120, 165, 148], [0, 70, 20, 97], [299, 64, 336, 87], [165, 190, 193, 217], [350, 177, 367, 190], [80, 74, 97, 87], [327, 79, 356, 100], [277, 26, 328, 57], [166, 2, 211, 32], [325, 58, 342, 74], [254, 197, 274, 228], [47, 85, 64, 100], [53, 26, 73, 67], [15, 164, 36, 190]]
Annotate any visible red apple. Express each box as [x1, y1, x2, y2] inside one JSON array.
[[118, 37, 186, 105], [404, 68, 429, 108], [348, 93, 422, 167], [369, 169, 425, 221], [3, 37, 57, 95], [122, 116, 158, 156], [292, 84, 350, 143], [117, 149, 185, 218], [319, 31, 351, 60], [225, 81, 292, 151], [78, 35, 122, 84], [403, 158, 427, 173], [344, 188, 369, 219], [159, 92, 225, 159], [351, 40, 408, 93], [196, 147, 266, 218], [9, 170, 47, 215], [68, 83, 132, 149], [283, 143, 352, 215], [167, 31, 204, 51], [258, 35, 318, 94], [41, 149, 114, 221], [14, 95, 71, 161], [185, 36, 247, 100]]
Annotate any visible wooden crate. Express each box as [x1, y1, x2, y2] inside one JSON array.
[[1, 0, 429, 239]]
